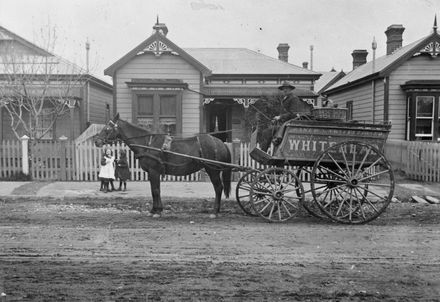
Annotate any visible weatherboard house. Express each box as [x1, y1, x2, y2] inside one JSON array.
[[104, 20, 320, 142], [0, 25, 113, 141], [324, 20, 440, 142]]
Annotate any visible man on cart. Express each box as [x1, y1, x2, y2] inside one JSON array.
[[272, 81, 314, 145]]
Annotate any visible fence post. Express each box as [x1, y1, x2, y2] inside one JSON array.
[[232, 138, 241, 181], [59, 135, 68, 181], [20, 135, 29, 176]]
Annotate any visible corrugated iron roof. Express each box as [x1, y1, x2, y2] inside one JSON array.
[[326, 35, 427, 91], [202, 85, 317, 97], [314, 71, 345, 93], [0, 25, 112, 87], [184, 48, 320, 76]]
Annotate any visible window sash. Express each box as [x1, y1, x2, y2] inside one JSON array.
[[133, 91, 180, 135]]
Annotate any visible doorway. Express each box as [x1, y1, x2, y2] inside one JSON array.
[[206, 102, 232, 142]]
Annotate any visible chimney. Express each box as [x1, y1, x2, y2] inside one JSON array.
[[385, 24, 405, 55], [277, 43, 290, 62], [351, 49, 368, 70], [302, 62, 308, 69]]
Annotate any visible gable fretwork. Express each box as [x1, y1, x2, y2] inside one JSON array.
[[142, 40, 176, 57], [413, 34, 440, 58]]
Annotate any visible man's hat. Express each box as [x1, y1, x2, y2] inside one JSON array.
[[278, 81, 296, 90]]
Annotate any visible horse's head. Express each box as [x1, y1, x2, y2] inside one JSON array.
[[94, 113, 121, 147]]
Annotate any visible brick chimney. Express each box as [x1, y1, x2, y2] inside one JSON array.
[[277, 43, 290, 62], [302, 62, 308, 69], [385, 24, 405, 55], [351, 49, 368, 70]]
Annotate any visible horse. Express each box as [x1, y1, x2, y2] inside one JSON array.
[[95, 113, 232, 218]]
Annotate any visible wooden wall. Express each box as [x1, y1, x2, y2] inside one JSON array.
[[114, 53, 201, 136], [388, 55, 440, 140], [88, 82, 113, 124]]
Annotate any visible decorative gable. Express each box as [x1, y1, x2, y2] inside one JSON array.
[[415, 40, 440, 57], [140, 39, 177, 57]]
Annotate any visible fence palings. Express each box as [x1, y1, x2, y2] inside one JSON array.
[[3, 139, 440, 182], [0, 140, 22, 178], [406, 141, 440, 182]]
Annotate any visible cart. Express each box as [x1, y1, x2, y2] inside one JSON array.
[[235, 119, 394, 224]]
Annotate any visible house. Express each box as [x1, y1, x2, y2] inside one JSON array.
[[0, 25, 113, 141], [313, 68, 345, 106], [324, 19, 440, 142], [104, 20, 321, 142]]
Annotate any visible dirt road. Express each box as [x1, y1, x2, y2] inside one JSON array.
[[0, 197, 439, 301]]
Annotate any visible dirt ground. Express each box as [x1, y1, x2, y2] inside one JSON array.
[[0, 196, 439, 302]]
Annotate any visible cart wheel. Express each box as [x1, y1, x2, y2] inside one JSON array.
[[296, 167, 329, 219], [235, 170, 260, 216], [311, 141, 394, 224], [250, 167, 304, 222]]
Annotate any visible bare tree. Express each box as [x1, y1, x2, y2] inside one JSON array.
[[0, 25, 87, 140]]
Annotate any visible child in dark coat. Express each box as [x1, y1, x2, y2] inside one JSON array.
[[115, 150, 130, 191]]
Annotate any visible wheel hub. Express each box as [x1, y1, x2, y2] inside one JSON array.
[[347, 177, 359, 187], [273, 191, 284, 199]]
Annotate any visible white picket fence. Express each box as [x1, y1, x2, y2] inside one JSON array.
[[75, 141, 203, 181], [4, 138, 440, 182]]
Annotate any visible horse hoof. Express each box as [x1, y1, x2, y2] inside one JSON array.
[[209, 214, 217, 219], [153, 214, 161, 218]]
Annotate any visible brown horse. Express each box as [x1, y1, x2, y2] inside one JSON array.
[[95, 114, 232, 218]]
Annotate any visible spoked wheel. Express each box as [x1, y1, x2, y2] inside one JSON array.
[[250, 167, 304, 222], [296, 167, 330, 219], [311, 141, 394, 224], [235, 170, 260, 216]]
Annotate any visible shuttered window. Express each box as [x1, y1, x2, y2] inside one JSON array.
[[133, 91, 182, 135]]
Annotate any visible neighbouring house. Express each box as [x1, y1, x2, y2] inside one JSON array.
[[104, 20, 321, 142], [313, 67, 345, 106], [323, 19, 440, 142], [0, 25, 113, 141]]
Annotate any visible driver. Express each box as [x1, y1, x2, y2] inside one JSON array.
[[272, 81, 313, 145]]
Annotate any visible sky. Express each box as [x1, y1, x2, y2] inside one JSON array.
[[0, 0, 439, 83]]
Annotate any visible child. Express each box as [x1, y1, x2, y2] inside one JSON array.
[[99, 153, 106, 191], [99, 148, 115, 193], [115, 150, 130, 191]]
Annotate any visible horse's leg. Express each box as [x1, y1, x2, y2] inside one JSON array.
[[148, 170, 163, 218], [205, 167, 223, 218]]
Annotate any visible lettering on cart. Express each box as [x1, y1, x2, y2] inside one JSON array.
[[288, 139, 379, 153]]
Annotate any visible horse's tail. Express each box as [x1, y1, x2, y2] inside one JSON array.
[[222, 144, 232, 199]]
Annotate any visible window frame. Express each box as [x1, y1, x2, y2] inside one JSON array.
[[406, 92, 440, 141], [34, 108, 54, 140], [132, 90, 182, 135], [346, 100, 353, 120]]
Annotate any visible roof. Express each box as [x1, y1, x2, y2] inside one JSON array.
[[104, 28, 320, 79], [185, 48, 321, 76], [202, 85, 317, 98], [0, 25, 112, 89], [325, 31, 440, 93], [314, 70, 345, 94], [104, 31, 211, 76]]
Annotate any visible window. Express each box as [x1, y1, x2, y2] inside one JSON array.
[[415, 96, 434, 138], [35, 108, 53, 140], [133, 92, 181, 135], [346, 101, 353, 120]]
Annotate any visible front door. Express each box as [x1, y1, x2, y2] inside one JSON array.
[[206, 102, 232, 142]]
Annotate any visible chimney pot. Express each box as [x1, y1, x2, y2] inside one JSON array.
[[351, 49, 368, 70], [302, 62, 308, 69], [385, 24, 405, 55], [277, 43, 290, 62]]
